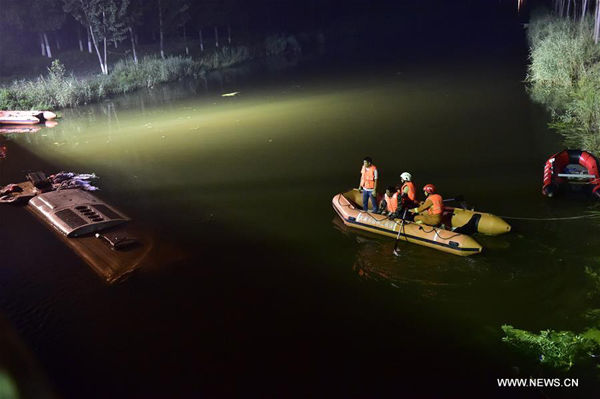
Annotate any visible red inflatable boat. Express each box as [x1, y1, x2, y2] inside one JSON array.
[[542, 149, 600, 200]]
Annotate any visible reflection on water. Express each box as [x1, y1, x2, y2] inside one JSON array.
[[334, 215, 490, 298]]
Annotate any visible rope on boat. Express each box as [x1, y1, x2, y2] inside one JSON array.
[[499, 214, 600, 221], [336, 193, 463, 239]]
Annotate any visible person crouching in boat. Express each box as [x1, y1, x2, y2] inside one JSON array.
[[398, 172, 417, 209], [409, 184, 444, 226], [359, 156, 378, 212], [376, 186, 400, 219]]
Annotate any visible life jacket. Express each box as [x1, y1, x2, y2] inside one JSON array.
[[427, 194, 444, 215], [401, 182, 416, 202], [360, 165, 377, 190], [385, 192, 399, 213]]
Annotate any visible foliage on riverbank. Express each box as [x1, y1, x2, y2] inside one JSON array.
[[0, 56, 204, 109], [0, 33, 305, 111], [265, 34, 302, 56], [502, 325, 600, 370], [526, 12, 600, 154], [502, 266, 600, 371]]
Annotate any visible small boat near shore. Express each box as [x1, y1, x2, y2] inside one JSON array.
[[0, 110, 57, 125], [332, 190, 483, 256], [543, 149, 600, 200]]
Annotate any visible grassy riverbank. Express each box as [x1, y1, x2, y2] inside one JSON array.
[[0, 34, 305, 111], [527, 12, 600, 154]]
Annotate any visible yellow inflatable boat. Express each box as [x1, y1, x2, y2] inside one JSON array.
[[332, 190, 483, 256]]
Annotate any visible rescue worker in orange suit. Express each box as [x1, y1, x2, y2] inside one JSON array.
[[398, 172, 417, 209], [376, 186, 400, 218], [358, 156, 378, 212], [409, 184, 444, 226]]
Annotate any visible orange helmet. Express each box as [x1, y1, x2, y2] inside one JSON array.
[[423, 184, 436, 194]]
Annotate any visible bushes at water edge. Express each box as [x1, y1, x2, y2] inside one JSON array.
[[526, 12, 600, 154], [0, 29, 311, 111], [502, 325, 600, 370], [502, 266, 600, 372], [0, 45, 252, 111]]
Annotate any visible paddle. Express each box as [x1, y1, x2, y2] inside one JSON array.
[[393, 208, 409, 256], [443, 195, 464, 203]]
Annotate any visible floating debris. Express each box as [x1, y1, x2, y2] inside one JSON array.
[[50, 172, 99, 191]]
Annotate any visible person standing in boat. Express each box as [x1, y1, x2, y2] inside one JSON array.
[[409, 184, 444, 226], [359, 157, 378, 212], [376, 186, 400, 218], [398, 172, 417, 209]]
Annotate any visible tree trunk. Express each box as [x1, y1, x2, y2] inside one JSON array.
[[43, 33, 52, 58], [114, 39, 118, 48], [88, 25, 106, 74], [199, 29, 204, 52], [558, 0, 564, 16], [582, 0, 589, 20], [567, 0, 571, 18], [129, 27, 138, 65], [214, 26, 219, 48], [184, 23, 189, 55], [56, 38, 61, 50], [102, 10, 108, 72], [159, 0, 165, 59], [40, 34, 46, 56], [595, 0, 600, 44], [159, 29, 165, 58], [104, 36, 108, 74], [78, 26, 84, 51], [87, 26, 92, 53], [227, 22, 231, 45]]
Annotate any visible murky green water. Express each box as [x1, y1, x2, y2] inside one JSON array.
[[2, 27, 600, 398]]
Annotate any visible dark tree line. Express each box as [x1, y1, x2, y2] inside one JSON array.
[[0, 0, 375, 75]]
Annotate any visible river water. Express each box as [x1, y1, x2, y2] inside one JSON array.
[[2, 5, 600, 399]]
